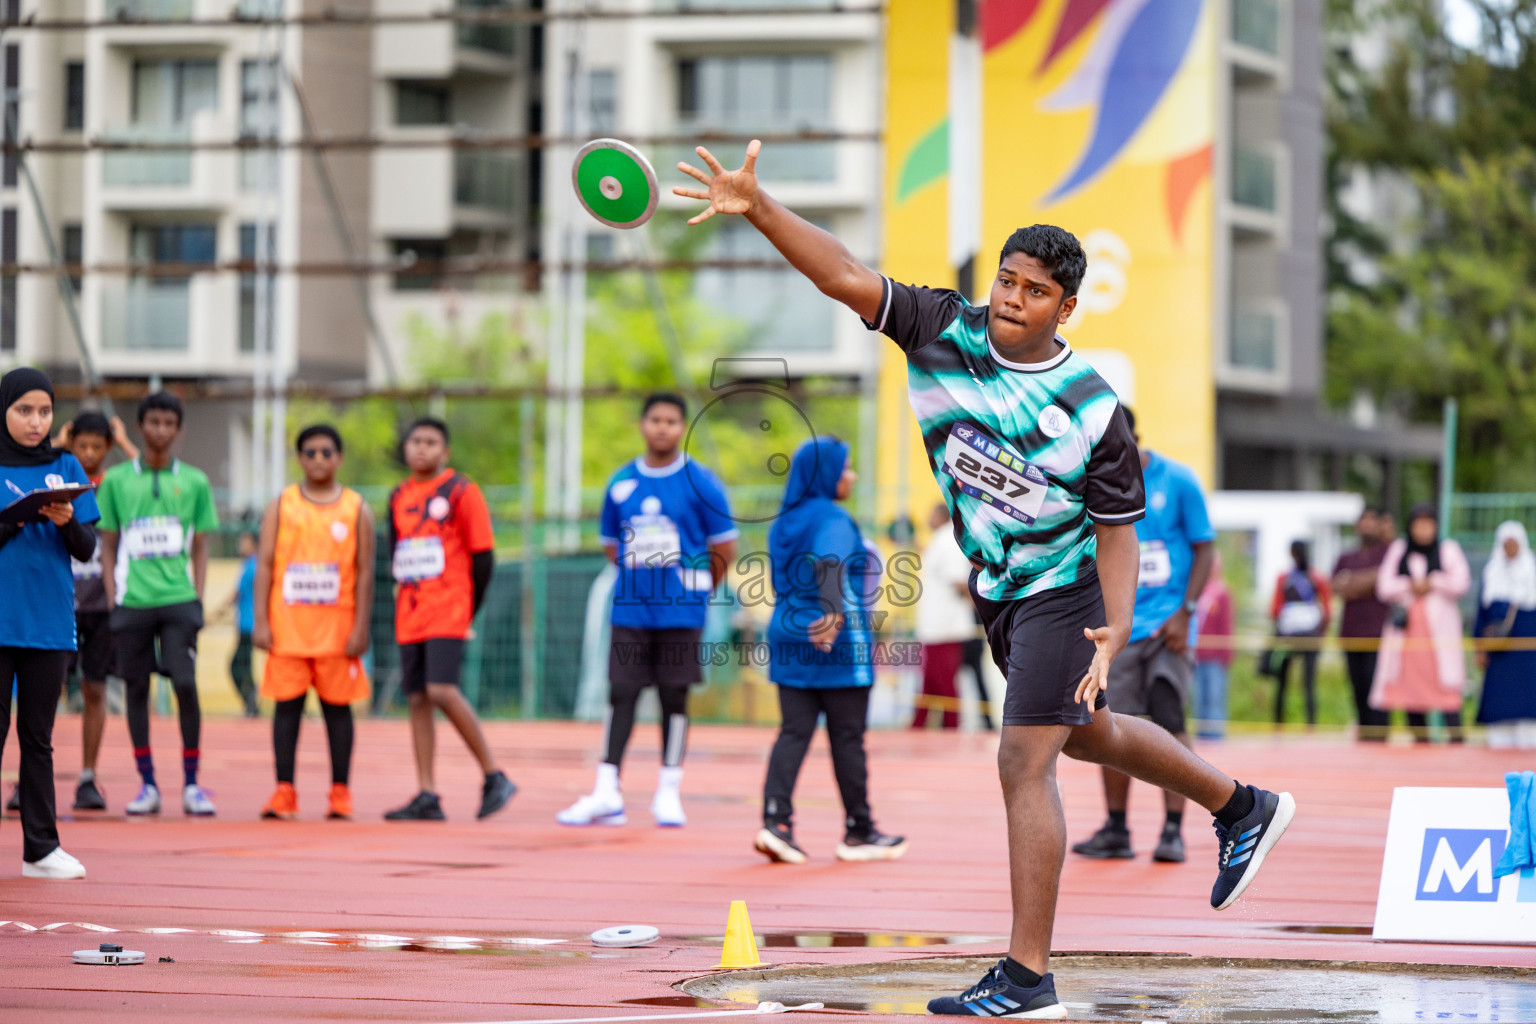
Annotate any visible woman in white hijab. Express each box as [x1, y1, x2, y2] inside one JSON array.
[[1475, 521, 1536, 748]]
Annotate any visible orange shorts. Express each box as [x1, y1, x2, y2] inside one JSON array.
[[261, 653, 371, 705]]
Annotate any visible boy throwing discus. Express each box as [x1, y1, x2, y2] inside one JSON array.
[[676, 141, 1295, 1018]]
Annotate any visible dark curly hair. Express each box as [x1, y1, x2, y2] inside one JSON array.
[[998, 224, 1087, 299]]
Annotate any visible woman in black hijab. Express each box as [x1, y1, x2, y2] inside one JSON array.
[[0, 367, 100, 878]]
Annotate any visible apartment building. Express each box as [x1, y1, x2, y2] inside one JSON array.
[[0, 0, 532, 502], [1214, 0, 1439, 495], [540, 0, 883, 378]]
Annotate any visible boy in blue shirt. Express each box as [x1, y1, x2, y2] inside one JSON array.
[[1072, 408, 1216, 864], [557, 393, 737, 828], [220, 532, 260, 717]]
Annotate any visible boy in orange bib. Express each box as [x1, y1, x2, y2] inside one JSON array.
[[253, 424, 375, 820]]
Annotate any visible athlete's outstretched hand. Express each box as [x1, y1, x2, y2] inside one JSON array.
[[1075, 626, 1120, 708], [674, 140, 761, 226]]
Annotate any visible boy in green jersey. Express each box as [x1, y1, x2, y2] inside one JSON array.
[[98, 393, 220, 817], [676, 142, 1296, 1018]]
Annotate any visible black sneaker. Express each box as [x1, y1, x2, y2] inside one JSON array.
[[1153, 824, 1185, 863], [927, 959, 1067, 1018], [1071, 821, 1133, 859], [1211, 785, 1295, 910], [753, 821, 808, 864], [835, 828, 909, 862], [477, 771, 517, 820], [384, 791, 446, 821], [73, 778, 107, 811], [4, 784, 18, 813]]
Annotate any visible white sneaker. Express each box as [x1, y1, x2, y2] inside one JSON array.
[[125, 783, 161, 815], [556, 791, 626, 826], [182, 784, 216, 816], [23, 847, 86, 879], [651, 766, 686, 827]]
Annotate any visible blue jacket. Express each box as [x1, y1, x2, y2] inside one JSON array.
[[766, 437, 879, 688]]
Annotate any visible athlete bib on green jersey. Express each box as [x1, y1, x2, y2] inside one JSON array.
[[96, 459, 219, 608], [864, 277, 1145, 602]]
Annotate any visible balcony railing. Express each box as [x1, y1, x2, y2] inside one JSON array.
[[102, 125, 192, 188], [1232, 146, 1278, 212], [454, 150, 518, 212], [107, 0, 194, 18], [456, 0, 517, 56], [1231, 309, 1278, 372], [1232, 0, 1280, 55], [102, 280, 190, 352]]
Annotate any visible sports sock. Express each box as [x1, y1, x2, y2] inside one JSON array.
[[1214, 782, 1256, 828], [1001, 957, 1043, 989], [79, 768, 95, 784], [1107, 810, 1128, 832], [183, 749, 200, 788], [134, 747, 156, 787], [1164, 810, 1183, 831]]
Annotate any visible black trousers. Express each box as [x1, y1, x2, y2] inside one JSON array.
[[1275, 650, 1318, 725], [1345, 650, 1390, 740], [763, 685, 872, 834], [0, 647, 71, 862], [113, 601, 203, 754], [962, 637, 995, 729]]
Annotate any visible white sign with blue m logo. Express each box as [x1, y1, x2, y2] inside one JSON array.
[[1373, 788, 1536, 943]]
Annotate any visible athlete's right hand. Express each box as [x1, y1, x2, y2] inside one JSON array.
[[808, 611, 844, 653], [252, 622, 273, 652], [674, 140, 761, 226], [1075, 626, 1122, 708]]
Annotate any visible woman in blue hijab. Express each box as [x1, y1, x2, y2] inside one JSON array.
[[756, 436, 907, 864]]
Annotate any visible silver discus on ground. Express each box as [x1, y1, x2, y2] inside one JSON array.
[[590, 924, 660, 948]]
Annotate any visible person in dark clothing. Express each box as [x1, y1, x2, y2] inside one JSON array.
[[0, 368, 100, 878], [756, 436, 907, 865], [1331, 508, 1394, 741], [1269, 541, 1332, 727]]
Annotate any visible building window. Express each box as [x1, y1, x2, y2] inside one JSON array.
[[3, 44, 18, 188], [239, 223, 275, 354], [695, 218, 835, 352], [63, 61, 84, 131], [395, 81, 452, 126], [1, 208, 15, 352], [132, 59, 219, 126], [676, 54, 833, 181], [392, 238, 447, 291], [62, 223, 82, 293], [589, 70, 617, 134], [240, 59, 279, 137], [1230, 307, 1279, 372]]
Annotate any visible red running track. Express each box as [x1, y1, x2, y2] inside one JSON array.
[[1, 715, 1529, 1022]]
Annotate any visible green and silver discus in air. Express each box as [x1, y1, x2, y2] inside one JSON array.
[[572, 138, 659, 229]]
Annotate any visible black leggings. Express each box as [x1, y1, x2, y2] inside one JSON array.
[[1275, 651, 1318, 725], [0, 647, 71, 862], [603, 678, 689, 770], [763, 685, 872, 834], [116, 602, 202, 754], [273, 697, 354, 785]]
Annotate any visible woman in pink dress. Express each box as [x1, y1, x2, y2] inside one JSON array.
[[1371, 504, 1470, 741]]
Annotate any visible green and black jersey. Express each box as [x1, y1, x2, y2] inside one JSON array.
[[865, 276, 1144, 602]]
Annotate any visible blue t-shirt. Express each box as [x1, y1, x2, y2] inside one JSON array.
[[601, 454, 738, 630], [1130, 451, 1215, 645], [237, 554, 257, 634], [0, 454, 102, 650]]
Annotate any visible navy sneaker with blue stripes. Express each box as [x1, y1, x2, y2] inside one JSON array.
[[926, 960, 1067, 1018], [1211, 785, 1296, 910]]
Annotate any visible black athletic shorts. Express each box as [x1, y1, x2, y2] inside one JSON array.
[[970, 571, 1108, 727], [399, 638, 466, 695], [608, 626, 704, 690], [111, 600, 202, 687], [71, 610, 114, 682]]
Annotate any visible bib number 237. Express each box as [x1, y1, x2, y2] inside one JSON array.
[[943, 424, 1048, 525]]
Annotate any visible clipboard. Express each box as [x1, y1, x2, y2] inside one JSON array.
[[0, 484, 95, 524]]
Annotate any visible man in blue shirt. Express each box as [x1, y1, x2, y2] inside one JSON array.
[[219, 532, 260, 717], [557, 393, 737, 828], [1073, 407, 1215, 864]]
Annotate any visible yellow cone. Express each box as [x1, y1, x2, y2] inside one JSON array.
[[714, 900, 769, 969]]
